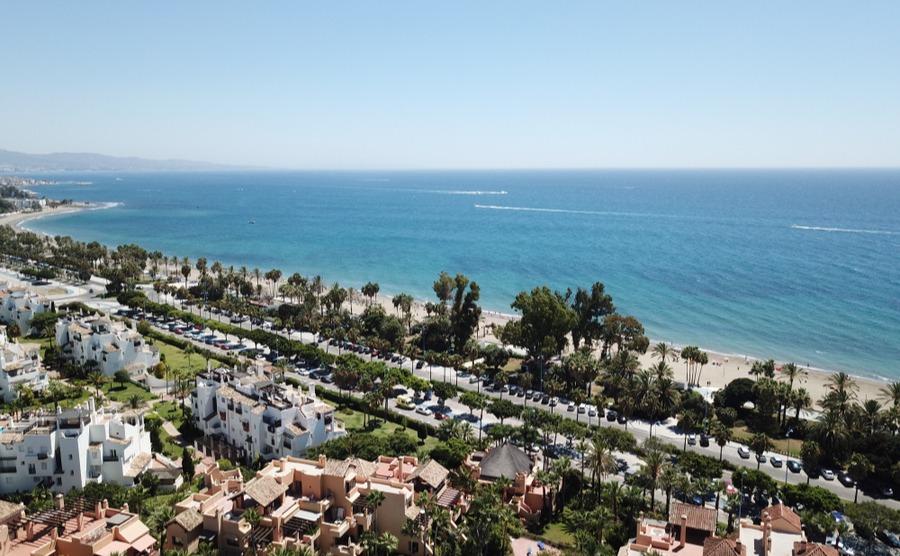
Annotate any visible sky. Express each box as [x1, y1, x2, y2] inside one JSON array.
[[2, 2, 899, 170]]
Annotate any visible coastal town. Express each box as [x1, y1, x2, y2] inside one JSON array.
[[0, 188, 898, 556]]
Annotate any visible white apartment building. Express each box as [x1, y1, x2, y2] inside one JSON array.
[[0, 398, 153, 494], [0, 285, 51, 336], [192, 367, 345, 464], [55, 314, 159, 376], [0, 325, 48, 402]]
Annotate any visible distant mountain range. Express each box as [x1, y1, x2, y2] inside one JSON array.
[[0, 148, 247, 172]]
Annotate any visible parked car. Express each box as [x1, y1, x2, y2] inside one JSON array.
[[541, 394, 550, 404], [877, 530, 900, 548], [737, 446, 751, 459], [434, 412, 450, 421], [821, 468, 835, 481], [533, 392, 543, 402], [567, 402, 576, 412], [699, 434, 710, 447], [687, 434, 697, 446], [415, 405, 433, 416], [607, 410, 618, 422], [396, 395, 415, 410], [769, 456, 784, 468], [787, 460, 802, 473], [617, 413, 627, 425], [838, 471, 855, 487], [577, 404, 586, 414], [549, 397, 559, 407], [756, 453, 768, 464]]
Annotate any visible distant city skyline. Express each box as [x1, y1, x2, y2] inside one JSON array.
[[2, 2, 899, 170]]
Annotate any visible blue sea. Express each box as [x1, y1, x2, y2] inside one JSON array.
[[17, 169, 900, 382]]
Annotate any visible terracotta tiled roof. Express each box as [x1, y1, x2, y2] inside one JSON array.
[[244, 475, 287, 507], [0, 500, 24, 522], [324, 457, 376, 478], [793, 542, 839, 556], [703, 537, 742, 556], [670, 502, 717, 532], [766, 503, 802, 532], [408, 459, 449, 489], [173, 508, 203, 532]]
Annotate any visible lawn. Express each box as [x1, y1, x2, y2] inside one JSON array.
[[336, 407, 441, 453], [154, 342, 205, 375], [153, 400, 185, 429], [535, 520, 574, 547], [101, 380, 157, 404], [158, 427, 184, 459]]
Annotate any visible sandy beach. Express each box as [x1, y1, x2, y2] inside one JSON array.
[[2, 204, 891, 409]]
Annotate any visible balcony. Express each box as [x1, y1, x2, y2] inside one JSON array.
[[103, 455, 120, 463], [352, 510, 372, 531], [329, 543, 364, 556], [0, 466, 17, 474], [322, 518, 350, 538], [299, 494, 332, 514]]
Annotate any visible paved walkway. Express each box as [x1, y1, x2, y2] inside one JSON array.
[[511, 537, 560, 556]]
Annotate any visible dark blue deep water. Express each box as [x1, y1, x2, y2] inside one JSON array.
[[19, 169, 900, 380]]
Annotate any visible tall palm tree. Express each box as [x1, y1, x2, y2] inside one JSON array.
[[366, 490, 386, 533], [652, 342, 677, 364], [749, 433, 773, 470], [880, 381, 900, 408], [712, 422, 734, 461], [791, 387, 812, 420]]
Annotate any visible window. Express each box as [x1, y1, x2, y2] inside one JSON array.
[[69, 454, 73, 460], [409, 541, 419, 554]]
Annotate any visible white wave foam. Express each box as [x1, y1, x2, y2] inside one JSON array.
[[432, 190, 508, 195], [474, 204, 651, 218], [791, 224, 896, 236]]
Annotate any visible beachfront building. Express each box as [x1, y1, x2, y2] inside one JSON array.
[[164, 454, 466, 556], [465, 443, 546, 521], [0, 284, 51, 336], [0, 494, 157, 556], [0, 398, 153, 494], [617, 502, 821, 556], [0, 325, 47, 402], [55, 314, 159, 377], [191, 366, 345, 464]]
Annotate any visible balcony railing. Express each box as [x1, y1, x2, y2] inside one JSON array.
[[103, 455, 120, 463]]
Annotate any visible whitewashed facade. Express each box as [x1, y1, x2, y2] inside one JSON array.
[[55, 314, 159, 376], [191, 367, 345, 463], [0, 326, 47, 402], [0, 398, 153, 494], [0, 285, 51, 336]]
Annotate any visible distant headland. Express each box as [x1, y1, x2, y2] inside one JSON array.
[[0, 148, 254, 173]]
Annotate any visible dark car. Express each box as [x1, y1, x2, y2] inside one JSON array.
[[838, 471, 855, 488], [607, 410, 618, 422], [617, 413, 627, 425], [541, 394, 550, 404], [877, 530, 900, 548], [787, 460, 802, 473], [699, 434, 710, 447]]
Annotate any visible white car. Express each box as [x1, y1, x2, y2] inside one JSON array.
[[821, 468, 835, 481], [415, 405, 433, 416], [769, 456, 784, 468], [567, 402, 576, 412], [737, 446, 751, 459]]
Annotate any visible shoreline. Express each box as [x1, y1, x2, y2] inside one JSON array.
[[3, 203, 893, 408]]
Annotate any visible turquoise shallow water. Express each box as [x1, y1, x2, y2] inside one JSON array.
[[19, 169, 900, 381]]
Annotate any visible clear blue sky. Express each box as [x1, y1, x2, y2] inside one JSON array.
[[2, 2, 899, 169]]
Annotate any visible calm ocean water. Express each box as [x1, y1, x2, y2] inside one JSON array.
[[18, 169, 900, 382]]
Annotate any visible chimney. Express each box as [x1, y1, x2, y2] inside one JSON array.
[[680, 514, 687, 547], [55, 494, 65, 510], [94, 502, 103, 518], [763, 523, 772, 556], [122, 503, 129, 513], [77, 512, 84, 532], [318, 454, 327, 466], [102, 499, 109, 510], [637, 511, 644, 537], [272, 517, 283, 543]]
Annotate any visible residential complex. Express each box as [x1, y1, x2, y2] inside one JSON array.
[[191, 366, 345, 464], [0, 398, 153, 494], [0, 284, 51, 336], [466, 443, 546, 521], [0, 325, 47, 402], [620, 502, 839, 556], [165, 454, 466, 556], [0, 494, 157, 556], [55, 314, 159, 377]]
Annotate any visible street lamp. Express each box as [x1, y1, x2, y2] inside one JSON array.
[[738, 470, 747, 521], [651, 420, 661, 438], [784, 428, 793, 485]]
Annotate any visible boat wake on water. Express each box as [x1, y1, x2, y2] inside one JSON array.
[[474, 204, 658, 218], [791, 224, 896, 236], [431, 190, 508, 195]]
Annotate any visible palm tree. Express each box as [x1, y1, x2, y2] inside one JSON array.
[[127, 394, 145, 409], [641, 439, 666, 509], [652, 342, 677, 364], [366, 490, 386, 533], [677, 411, 697, 451], [87, 370, 108, 398], [658, 464, 679, 517], [847, 453, 873, 503], [800, 440, 822, 485], [749, 433, 773, 469], [712, 422, 734, 461], [790, 387, 813, 420], [880, 381, 900, 408]]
